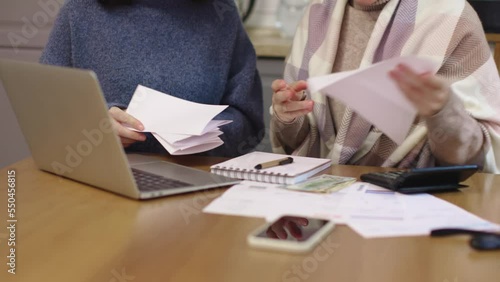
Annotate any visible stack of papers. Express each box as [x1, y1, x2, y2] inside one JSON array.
[[307, 56, 439, 144], [203, 181, 500, 238], [126, 85, 232, 155]]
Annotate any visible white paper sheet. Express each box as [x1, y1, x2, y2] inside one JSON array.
[[203, 181, 352, 223], [158, 130, 222, 146], [153, 133, 224, 155], [308, 56, 440, 144], [161, 120, 232, 143], [204, 181, 397, 224], [349, 193, 500, 238], [203, 181, 500, 238], [176, 133, 223, 150], [125, 85, 231, 155], [127, 85, 228, 135]]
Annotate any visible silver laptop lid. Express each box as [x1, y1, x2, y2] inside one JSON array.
[[0, 59, 140, 199]]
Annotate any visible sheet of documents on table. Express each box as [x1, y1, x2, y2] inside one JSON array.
[[126, 85, 232, 155], [347, 192, 500, 238], [307, 56, 440, 144], [204, 180, 353, 223], [203, 181, 500, 238]]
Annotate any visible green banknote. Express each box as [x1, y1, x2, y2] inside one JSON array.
[[283, 175, 356, 193]]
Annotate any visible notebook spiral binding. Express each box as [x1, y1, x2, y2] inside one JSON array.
[[211, 166, 289, 184]]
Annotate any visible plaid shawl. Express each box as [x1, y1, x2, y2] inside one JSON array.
[[271, 0, 500, 173]]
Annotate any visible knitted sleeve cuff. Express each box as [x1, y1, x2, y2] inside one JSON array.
[[107, 102, 128, 110]]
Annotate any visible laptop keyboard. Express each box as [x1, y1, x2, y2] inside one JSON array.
[[131, 168, 193, 192]]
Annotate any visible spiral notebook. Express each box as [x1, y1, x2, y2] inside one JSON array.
[[210, 151, 332, 184]]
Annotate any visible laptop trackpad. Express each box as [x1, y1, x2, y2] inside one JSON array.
[[131, 161, 233, 186]]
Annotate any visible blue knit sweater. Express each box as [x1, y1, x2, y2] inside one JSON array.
[[40, 0, 264, 157]]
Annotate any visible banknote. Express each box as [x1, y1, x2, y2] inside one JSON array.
[[283, 175, 356, 193]]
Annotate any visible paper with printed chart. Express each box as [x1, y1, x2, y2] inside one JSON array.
[[126, 85, 231, 155], [203, 181, 500, 238], [307, 56, 440, 145]]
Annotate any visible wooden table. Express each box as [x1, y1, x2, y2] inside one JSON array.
[[486, 33, 500, 73], [1, 156, 499, 282]]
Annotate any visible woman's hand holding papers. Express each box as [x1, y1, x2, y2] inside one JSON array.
[[273, 64, 450, 122], [390, 64, 451, 117], [271, 80, 314, 123], [108, 107, 146, 148]]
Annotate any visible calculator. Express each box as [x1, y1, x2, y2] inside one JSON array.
[[360, 165, 479, 194]]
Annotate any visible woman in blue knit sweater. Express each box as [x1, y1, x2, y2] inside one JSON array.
[[40, 0, 264, 157]]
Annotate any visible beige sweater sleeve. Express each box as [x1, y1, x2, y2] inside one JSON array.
[[426, 93, 485, 166], [425, 4, 491, 167], [270, 114, 310, 154]]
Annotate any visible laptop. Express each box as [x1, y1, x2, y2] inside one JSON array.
[[0, 59, 240, 199]]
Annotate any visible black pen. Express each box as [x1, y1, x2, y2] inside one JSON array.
[[254, 157, 294, 170]]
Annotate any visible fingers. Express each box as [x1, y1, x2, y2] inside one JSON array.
[[281, 100, 313, 113], [420, 72, 445, 90], [390, 64, 450, 117], [273, 99, 314, 122], [272, 79, 313, 123], [120, 137, 138, 148], [390, 64, 445, 92], [272, 80, 308, 103], [390, 64, 426, 94], [275, 106, 314, 123], [271, 79, 307, 92], [390, 66, 430, 113], [392, 77, 421, 105], [273, 88, 303, 104], [109, 110, 146, 148], [111, 118, 147, 141], [289, 80, 308, 94], [271, 79, 287, 92], [109, 107, 144, 131], [273, 88, 293, 104]]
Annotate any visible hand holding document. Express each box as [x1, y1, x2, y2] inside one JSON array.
[[126, 85, 232, 155], [308, 56, 440, 144]]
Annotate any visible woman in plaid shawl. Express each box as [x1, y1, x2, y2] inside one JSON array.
[[270, 0, 500, 173]]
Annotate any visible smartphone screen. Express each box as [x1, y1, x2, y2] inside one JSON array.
[[256, 216, 330, 242]]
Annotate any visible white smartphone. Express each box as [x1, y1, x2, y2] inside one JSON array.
[[247, 215, 335, 253]]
